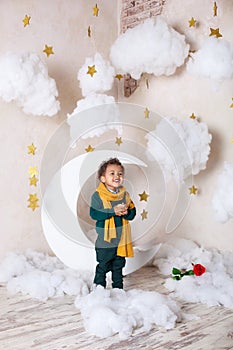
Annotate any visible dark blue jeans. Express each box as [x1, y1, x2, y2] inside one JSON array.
[[94, 247, 126, 289]]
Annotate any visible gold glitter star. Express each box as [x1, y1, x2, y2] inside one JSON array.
[[28, 166, 38, 178], [209, 28, 222, 38], [144, 108, 150, 119], [230, 98, 233, 108], [87, 65, 97, 77], [141, 209, 148, 220], [189, 17, 197, 27], [115, 137, 122, 146], [93, 4, 99, 17], [189, 185, 198, 195], [88, 26, 91, 37], [139, 191, 149, 202], [27, 143, 36, 155], [85, 145, 95, 152], [22, 15, 31, 27], [43, 45, 54, 57], [213, 1, 218, 16], [29, 175, 38, 186], [115, 74, 124, 81], [189, 113, 197, 120], [27, 193, 39, 211]]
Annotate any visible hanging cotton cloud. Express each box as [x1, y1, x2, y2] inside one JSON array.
[[146, 117, 212, 182], [153, 238, 233, 308], [0, 52, 60, 116], [78, 53, 115, 96], [186, 37, 233, 80], [110, 17, 189, 80], [0, 250, 92, 301], [75, 286, 184, 339], [67, 93, 121, 145], [212, 162, 233, 223]]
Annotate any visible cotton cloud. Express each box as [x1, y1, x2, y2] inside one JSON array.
[[186, 37, 233, 80], [153, 238, 233, 308], [67, 93, 121, 144], [146, 117, 212, 182], [78, 53, 115, 96], [110, 17, 189, 80], [212, 162, 233, 223], [0, 52, 60, 116]]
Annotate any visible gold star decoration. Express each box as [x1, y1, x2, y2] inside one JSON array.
[[141, 209, 148, 220], [139, 190, 149, 202], [213, 1, 218, 16], [88, 26, 91, 37], [209, 28, 222, 38], [93, 4, 99, 17], [29, 175, 39, 187], [43, 45, 54, 57], [28, 166, 38, 178], [27, 143, 36, 155], [115, 74, 124, 81], [85, 145, 95, 152], [189, 17, 197, 27], [230, 98, 233, 108], [22, 15, 31, 27], [27, 193, 39, 211], [188, 49, 196, 58], [189, 185, 198, 195], [144, 108, 150, 119], [87, 65, 97, 77], [115, 137, 122, 146], [189, 113, 197, 120]]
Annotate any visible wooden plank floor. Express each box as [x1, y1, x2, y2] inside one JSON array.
[[0, 267, 233, 350]]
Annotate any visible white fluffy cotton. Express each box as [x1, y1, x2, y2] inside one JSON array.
[[110, 17, 189, 80], [212, 162, 233, 223], [0, 52, 60, 116], [146, 117, 212, 182], [187, 37, 233, 80], [75, 286, 183, 339], [153, 238, 233, 308], [78, 53, 115, 96], [0, 250, 92, 301]]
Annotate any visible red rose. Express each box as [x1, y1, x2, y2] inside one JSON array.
[[193, 264, 206, 276]]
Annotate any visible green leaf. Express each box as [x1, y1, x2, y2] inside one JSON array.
[[185, 270, 195, 276], [172, 268, 181, 275], [172, 275, 181, 281]]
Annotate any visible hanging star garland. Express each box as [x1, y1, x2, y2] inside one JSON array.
[[29, 175, 39, 187], [93, 4, 99, 17], [144, 108, 150, 119], [43, 45, 54, 57], [88, 26, 91, 37], [189, 17, 197, 27], [27, 194, 39, 211], [213, 1, 218, 16], [209, 28, 222, 38], [85, 145, 95, 152], [28, 166, 38, 178], [115, 137, 122, 146], [141, 209, 148, 220], [189, 185, 198, 195], [22, 15, 31, 27], [87, 65, 97, 77], [139, 190, 149, 201], [27, 143, 36, 155], [115, 74, 124, 81]]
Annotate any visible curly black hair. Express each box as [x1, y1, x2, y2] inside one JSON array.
[[97, 158, 124, 180]]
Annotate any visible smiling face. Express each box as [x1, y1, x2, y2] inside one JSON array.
[[100, 164, 124, 191]]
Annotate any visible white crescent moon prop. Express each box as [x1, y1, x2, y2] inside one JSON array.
[[41, 151, 159, 275]]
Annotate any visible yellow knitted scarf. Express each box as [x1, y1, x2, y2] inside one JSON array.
[[96, 182, 134, 257]]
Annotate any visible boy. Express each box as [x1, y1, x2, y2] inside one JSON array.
[[90, 158, 136, 289]]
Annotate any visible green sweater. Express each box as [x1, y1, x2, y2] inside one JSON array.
[[90, 191, 136, 249]]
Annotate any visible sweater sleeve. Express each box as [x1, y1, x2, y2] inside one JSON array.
[[90, 191, 115, 221], [123, 202, 136, 221]]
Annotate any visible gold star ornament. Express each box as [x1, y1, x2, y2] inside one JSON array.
[[209, 28, 222, 38], [189, 185, 198, 195], [43, 45, 54, 57], [189, 113, 197, 120], [189, 17, 197, 27], [23, 15, 31, 27], [115, 137, 122, 146], [85, 145, 95, 152], [28, 166, 38, 178], [139, 191, 149, 202], [93, 4, 99, 17], [144, 108, 150, 119], [88, 26, 91, 37], [230, 98, 233, 108], [115, 74, 124, 81], [87, 65, 97, 77], [141, 209, 148, 220], [213, 1, 218, 16], [29, 175, 38, 187], [27, 143, 36, 155], [27, 193, 39, 211]]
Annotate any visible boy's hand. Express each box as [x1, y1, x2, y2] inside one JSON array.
[[114, 203, 128, 216]]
